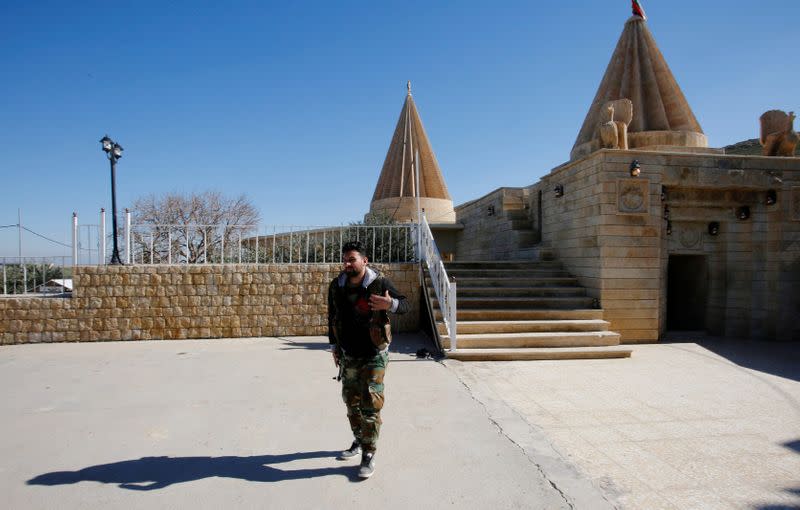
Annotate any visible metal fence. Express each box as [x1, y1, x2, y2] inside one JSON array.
[[68, 210, 419, 265], [124, 223, 418, 265], [0, 256, 73, 295]]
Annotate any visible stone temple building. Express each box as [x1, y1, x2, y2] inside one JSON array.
[[381, 11, 799, 349]]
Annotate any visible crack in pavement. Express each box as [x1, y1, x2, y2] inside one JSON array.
[[449, 367, 574, 509], [444, 362, 618, 510]]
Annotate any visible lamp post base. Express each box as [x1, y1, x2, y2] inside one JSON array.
[[110, 250, 123, 265]]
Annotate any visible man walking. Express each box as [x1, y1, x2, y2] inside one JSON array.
[[327, 241, 409, 479]]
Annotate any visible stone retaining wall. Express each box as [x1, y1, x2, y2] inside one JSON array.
[[0, 264, 420, 344]]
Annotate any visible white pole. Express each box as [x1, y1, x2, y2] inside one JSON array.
[[125, 209, 131, 264], [17, 209, 22, 260], [450, 278, 458, 351], [100, 208, 107, 264], [72, 212, 78, 266], [19, 209, 27, 292]]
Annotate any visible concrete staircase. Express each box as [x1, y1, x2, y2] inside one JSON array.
[[427, 261, 631, 361], [497, 192, 554, 261]]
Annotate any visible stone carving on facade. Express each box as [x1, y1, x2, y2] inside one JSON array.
[[668, 223, 703, 252], [598, 99, 633, 150], [760, 110, 798, 157], [617, 178, 649, 214], [678, 226, 702, 250]]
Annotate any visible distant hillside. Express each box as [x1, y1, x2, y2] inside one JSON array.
[[723, 137, 798, 156], [724, 138, 763, 155]]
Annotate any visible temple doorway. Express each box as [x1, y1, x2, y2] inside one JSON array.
[[667, 255, 708, 330]]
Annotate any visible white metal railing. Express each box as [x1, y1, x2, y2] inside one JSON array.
[[124, 224, 417, 265], [0, 256, 72, 295], [69, 211, 418, 265], [419, 213, 457, 350]]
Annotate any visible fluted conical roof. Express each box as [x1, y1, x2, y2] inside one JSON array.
[[571, 16, 706, 159], [371, 86, 451, 203]]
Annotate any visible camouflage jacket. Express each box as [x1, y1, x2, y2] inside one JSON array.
[[327, 267, 409, 358]]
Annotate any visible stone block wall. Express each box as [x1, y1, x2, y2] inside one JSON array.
[[575, 153, 664, 343], [656, 153, 800, 341], [453, 187, 531, 260], [451, 148, 799, 343], [0, 264, 420, 345], [540, 150, 800, 342]]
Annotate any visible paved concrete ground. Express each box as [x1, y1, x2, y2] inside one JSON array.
[[447, 335, 800, 509], [0, 334, 608, 510]]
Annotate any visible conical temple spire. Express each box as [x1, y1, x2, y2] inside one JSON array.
[[368, 86, 455, 223], [570, 15, 707, 160]]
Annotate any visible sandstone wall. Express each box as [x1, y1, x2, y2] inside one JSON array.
[[538, 156, 610, 321], [542, 150, 800, 342], [453, 187, 531, 260], [451, 149, 799, 343], [0, 264, 420, 345], [571, 153, 664, 343], [655, 152, 800, 341]]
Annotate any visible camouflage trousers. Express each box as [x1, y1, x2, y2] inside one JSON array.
[[341, 351, 389, 453]]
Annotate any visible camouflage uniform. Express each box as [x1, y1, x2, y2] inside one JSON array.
[[328, 267, 409, 453]]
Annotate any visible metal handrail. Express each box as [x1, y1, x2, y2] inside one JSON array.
[[419, 214, 457, 350]]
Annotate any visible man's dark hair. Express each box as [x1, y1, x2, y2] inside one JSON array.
[[342, 240, 367, 258]]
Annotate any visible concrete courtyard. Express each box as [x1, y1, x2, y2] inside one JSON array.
[[1, 333, 798, 509]]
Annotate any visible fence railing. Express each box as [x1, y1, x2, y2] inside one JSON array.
[[419, 213, 457, 350], [123, 223, 418, 265], [69, 211, 420, 265], [0, 257, 72, 296]]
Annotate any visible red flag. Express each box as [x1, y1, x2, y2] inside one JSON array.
[[632, 0, 647, 20]]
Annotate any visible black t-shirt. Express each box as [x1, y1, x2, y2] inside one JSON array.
[[340, 281, 374, 354]]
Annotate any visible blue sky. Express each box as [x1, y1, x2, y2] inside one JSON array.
[[1, 1, 798, 257]]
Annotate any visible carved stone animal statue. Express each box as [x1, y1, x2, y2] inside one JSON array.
[[596, 98, 633, 150], [760, 110, 798, 157], [599, 105, 619, 148]]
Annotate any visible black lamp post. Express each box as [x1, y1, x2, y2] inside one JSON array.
[[100, 135, 124, 265]]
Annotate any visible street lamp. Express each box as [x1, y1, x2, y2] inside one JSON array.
[[100, 135, 124, 265]]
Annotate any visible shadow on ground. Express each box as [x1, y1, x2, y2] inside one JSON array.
[[27, 451, 360, 490], [661, 332, 800, 383], [278, 333, 441, 359]]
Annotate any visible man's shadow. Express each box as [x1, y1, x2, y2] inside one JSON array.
[[28, 451, 360, 490]]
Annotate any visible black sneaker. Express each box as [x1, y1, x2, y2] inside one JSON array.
[[358, 452, 375, 479], [337, 441, 361, 460]]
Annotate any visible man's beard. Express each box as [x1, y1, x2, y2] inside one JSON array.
[[345, 268, 360, 276]]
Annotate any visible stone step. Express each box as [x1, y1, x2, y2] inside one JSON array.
[[434, 309, 604, 321], [446, 268, 571, 277], [427, 276, 580, 287], [440, 331, 621, 349], [437, 319, 611, 335], [429, 286, 586, 298], [504, 210, 529, 220], [432, 296, 595, 309], [444, 261, 562, 270], [445, 346, 632, 361], [510, 219, 533, 230], [515, 246, 553, 259]]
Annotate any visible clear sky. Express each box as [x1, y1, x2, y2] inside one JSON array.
[[1, 0, 798, 257]]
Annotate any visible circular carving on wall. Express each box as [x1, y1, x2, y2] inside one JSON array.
[[679, 227, 701, 249], [620, 185, 645, 212]]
